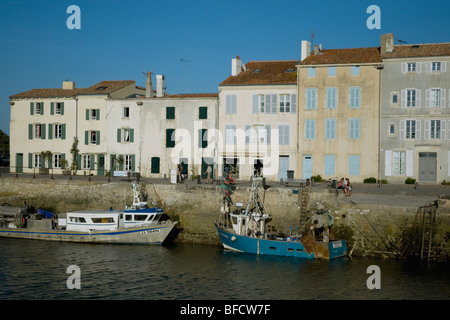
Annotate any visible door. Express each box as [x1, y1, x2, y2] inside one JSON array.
[[418, 152, 437, 182], [180, 157, 188, 179], [279, 156, 289, 181], [97, 154, 105, 176], [302, 155, 312, 179], [202, 157, 214, 180], [16, 153, 23, 174]]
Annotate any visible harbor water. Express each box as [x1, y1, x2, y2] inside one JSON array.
[[0, 238, 448, 301]]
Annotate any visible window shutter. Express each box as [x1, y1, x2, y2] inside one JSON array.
[[265, 95, 271, 114], [426, 62, 431, 73], [440, 89, 446, 108], [119, 155, 124, 171], [50, 102, 54, 115], [441, 62, 447, 72], [416, 89, 421, 108], [48, 124, 53, 140], [48, 155, 52, 169], [199, 106, 207, 119], [130, 128, 134, 143], [415, 120, 421, 140], [384, 150, 392, 176], [28, 153, 32, 169], [447, 120, 450, 141], [166, 129, 175, 148], [85, 131, 88, 145], [61, 102, 64, 115], [424, 120, 430, 140], [90, 155, 95, 170], [441, 121, 446, 140], [131, 155, 135, 172], [416, 62, 421, 73], [28, 124, 33, 140], [401, 63, 407, 73], [151, 157, 160, 174], [406, 150, 413, 176], [40, 154, 45, 169], [41, 124, 46, 140], [96, 131, 100, 145], [116, 128, 121, 143], [425, 89, 430, 108], [399, 120, 406, 140], [41, 102, 44, 115], [62, 124, 66, 140], [86, 109, 90, 120], [271, 95, 277, 113], [96, 109, 100, 120], [291, 94, 297, 113], [401, 90, 406, 108], [30, 102, 34, 115]]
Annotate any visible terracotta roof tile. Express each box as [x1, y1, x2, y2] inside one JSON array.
[[300, 47, 382, 65], [166, 93, 218, 98], [10, 80, 136, 99], [220, 60, 298, 86], [382, 43, 450, 59]]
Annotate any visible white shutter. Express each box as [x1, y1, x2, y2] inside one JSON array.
[[448, 151, 450, 176], [265, 95, 271, 114], [401, 90, 406, 108], [252, 95, 259, 114], [448, 120, 450, 140], [265, 125, 271, 144], [291, 94, 297, 113], [441, 61, 447, 72], [416, 62, 421, 73], [401, 63, 407, 73], [440, 89, 446, 108], [425, 89, 430, 108], [400, 120, 406, 140], [385, 150, 392, 177], [426, 62, 431, 73], [245, 125, 251, 144], [406, 150, 413, 177], [416, 89, 421, 108], [441, 120, 447, 140], [424, 120, 430, 140], [415, 120, 421, 140]]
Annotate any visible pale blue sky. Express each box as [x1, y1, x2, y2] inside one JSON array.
[[1, 0, 449, 135]]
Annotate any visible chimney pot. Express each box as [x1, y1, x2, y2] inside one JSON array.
[[232, 56, 243, 76], [381, 33, 394, 54], [156, 75, 165, 98], [146, 72, 154, 98], [63, 81, 75, 90], [301, 40, 311, 61]]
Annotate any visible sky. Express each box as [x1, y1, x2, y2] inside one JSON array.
[[1, 0, 449, 135]]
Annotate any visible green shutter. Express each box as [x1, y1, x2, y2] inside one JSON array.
[[41, 124, 46, 140], [62, 124, 66, 140], [50, 102, 54, 115], [76, 155, 81, 170], [28, 124, 33, 140], [48, 154, 52, 169], [111, 154, 116, 171], [131, 155, 135, 172], [30, 102, 34, 115], [41, 102, 44, 115], [90, 154, 95, 170], [61, 102, 64, 115], [85, 131, 88, 145], [86, 109, 90, 120], [28, 153, 32, 169], [166, 107, 175, 119], [166, 129, 175, 148], [199, 106, 207, 119], [40, 155, 45, 168], [96, 109, 100, 120], [151, 157, 160, 174], [130, 129, 134, 143], [117, 128, 121, 142], [119, 155, 123, 171], [48, 124, 53, 140], [96, 131, 100, 145]]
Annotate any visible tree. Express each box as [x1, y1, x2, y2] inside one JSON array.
[[70, 137, 79, 175]]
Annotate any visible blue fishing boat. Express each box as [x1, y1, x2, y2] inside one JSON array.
[[215, 177, 347, 259]]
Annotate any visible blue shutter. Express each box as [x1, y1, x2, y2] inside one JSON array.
[[291, 94, 297, 113], [349, 155, 360, 176], [324, 155, 335, 176], [252, 95, 259, 114], [265, 125, 271, 144]]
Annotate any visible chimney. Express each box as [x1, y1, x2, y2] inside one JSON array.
[[231, 56, 243, 76], [63, 80, 75, 90], [301, 40, 311, 61], [381, 33, 394, 54], [156, 75, 165, 97], [146, 72, 154, 98]]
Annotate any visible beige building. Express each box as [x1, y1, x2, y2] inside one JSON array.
[[297, 44, 382, 182], [218, 57, 299, 181], [9, 80, 144, 175]]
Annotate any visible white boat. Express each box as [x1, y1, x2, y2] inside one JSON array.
[[0, 183, 178, 245]]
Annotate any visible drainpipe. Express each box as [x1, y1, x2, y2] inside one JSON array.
[[375, 64, 384, 188]]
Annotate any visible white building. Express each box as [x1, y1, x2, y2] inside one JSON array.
[[218, 56, 299, 181]]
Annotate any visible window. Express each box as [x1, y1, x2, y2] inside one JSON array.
[[406, 120, 416, 139], [123, 106, 130, 118], [393, 151, 406, 175], [428, 88, 444, 108], [325, 118, 336, 139], [402, 62, 421, 73], [407, 62, 416, 72], [166, 129, 175, 148], [388, 124, 395, 135], [432, 62, 441, 72], [34, 124, 43, 139], [278, 124, 290, 145], [328, 67, 336, 77], [305, 120, 315, 139], [199, 106, 207, 119], [54, 124, 62, 140], [279, 95, 290, 113], [82, 154, 91, 170], [117, 128, 134, 143], [90, 131, 97, 144], [258, 95, 265, 113], [306, 88, 317, 109], [166, 107, 175, 119], [91, 109, 98, 120], [225, 125, 236, 145], [123, 129, 130, 142], [124, 155, 133, 171], [430, 120, 441, 139], [34, 154, 41, 168], [349, 87, 361, 108], [151, 157, 160, 174], [225, 95, 237, 114], [54, 154, 62, 169], [349, 118, 360, 139], [401, 89, 421, 108], [199, 129, 208, 148], [351, 66, 360, 76], [35, 102, 42, 115], [86, 109, 100, 120], [307, 67, 316, 77], [55, 102, 63, 115], [391, 92, 399, 105], [326, 87, 338, 109]]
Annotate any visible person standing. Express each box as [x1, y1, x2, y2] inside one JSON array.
[[204, 165, 213, 184]]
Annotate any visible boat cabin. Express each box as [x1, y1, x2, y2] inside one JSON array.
[[66, 211, 120, 232], [123, 208, 170, 228]]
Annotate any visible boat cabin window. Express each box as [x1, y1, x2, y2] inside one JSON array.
[[70, 217, 86, 223], [91, 217, 115, 223], [134, 214, 148, 221], [125, 214, 132, 221]]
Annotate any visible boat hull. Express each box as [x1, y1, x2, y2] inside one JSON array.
[[0, 222, 178, 245], [216, 224, 347, 260]]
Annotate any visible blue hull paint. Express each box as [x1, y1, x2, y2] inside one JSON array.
[[216, 225, 347, 260]]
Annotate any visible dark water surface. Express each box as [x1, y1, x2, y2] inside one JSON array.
[[0, 238, 448, 301]]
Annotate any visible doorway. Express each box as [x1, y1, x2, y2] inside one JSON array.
[[302, 155, 312, 179], [418, 152, 437, 182]]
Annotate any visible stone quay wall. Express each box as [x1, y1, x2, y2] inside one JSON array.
[[0, 177, 449, 260]]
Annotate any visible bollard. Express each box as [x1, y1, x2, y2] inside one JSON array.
[[197, 175, 201, 184]]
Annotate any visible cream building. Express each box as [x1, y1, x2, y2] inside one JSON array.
[[9, 80, 144, 175], [218, 57, 299, 181], [297, 43, 382, 182]]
